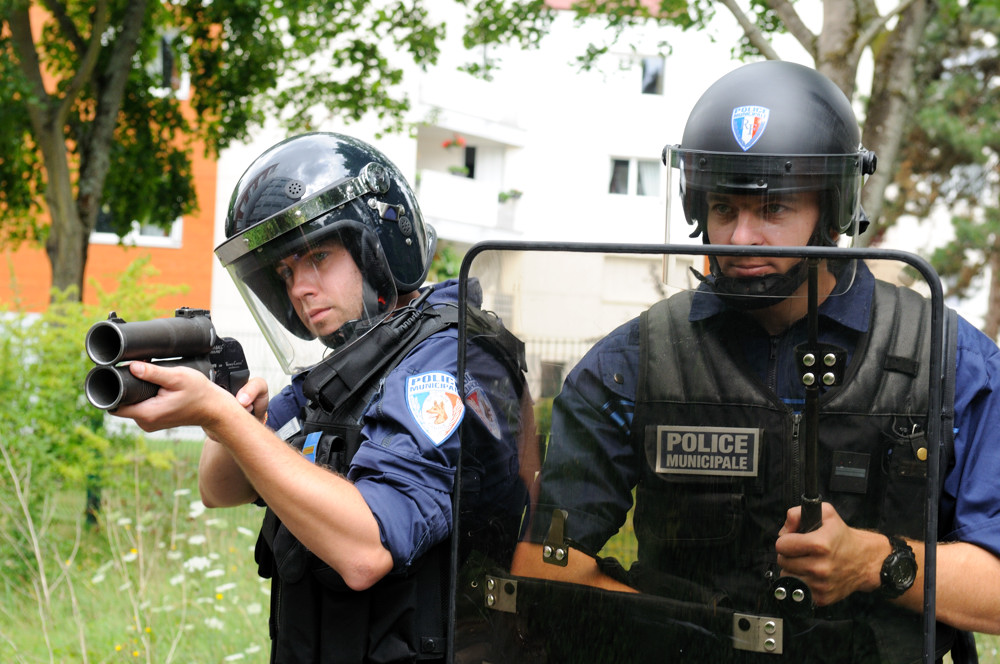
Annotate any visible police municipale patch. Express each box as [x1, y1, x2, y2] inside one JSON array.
[[406, 372, 464, 446], [466, 387, 502, 440]]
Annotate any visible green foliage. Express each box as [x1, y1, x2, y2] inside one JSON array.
[[0, 290, 109, 496], [884, 0, 1000, 302], [0, 40, 43, 246], [0, 256, 187, 576], [533, 396, 554, 440], [426, 243, 464, 283], [0, 441, 271, 663], [1, 0, 494, 294], [458, 0, 555, 77]]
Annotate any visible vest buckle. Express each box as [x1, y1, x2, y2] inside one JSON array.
[[733, 613, 784, 654]]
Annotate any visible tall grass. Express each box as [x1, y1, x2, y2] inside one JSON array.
[[0, 436, 269, 664], [3, 431, 997, 662]]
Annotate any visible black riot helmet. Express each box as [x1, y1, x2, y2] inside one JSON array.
[[661, 60, 877, 307], [215, 132, 437, 373]]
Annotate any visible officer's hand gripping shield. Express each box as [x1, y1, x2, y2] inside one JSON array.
[[452, 242, 953, 664]]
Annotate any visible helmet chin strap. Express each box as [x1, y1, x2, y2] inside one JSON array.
[[691, 258, 811, 311], [318, 279, 388, 350], [693, 223, 832, 311]]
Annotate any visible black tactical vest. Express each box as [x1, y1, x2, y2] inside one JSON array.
[[255, 298, 526, 663], [631, 281, 956, 663]]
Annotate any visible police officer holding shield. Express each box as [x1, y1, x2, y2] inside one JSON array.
[[512, 61, 1000, 662]]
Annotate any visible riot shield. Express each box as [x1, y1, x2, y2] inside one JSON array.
[[452, 241, 954, 664]]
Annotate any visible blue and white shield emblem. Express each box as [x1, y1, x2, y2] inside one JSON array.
[[731, 105, 770, 152], [406, 372, 464, 446]]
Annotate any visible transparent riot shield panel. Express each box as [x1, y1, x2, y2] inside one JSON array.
[[454, 243, 950, 664]]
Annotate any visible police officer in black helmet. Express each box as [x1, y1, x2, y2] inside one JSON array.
[[113, 132, 530, 663], [511, 61, 1000, 663]]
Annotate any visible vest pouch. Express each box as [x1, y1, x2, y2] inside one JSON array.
[[634, 479, 745, 547], [272, 522, 309, 584], [878, 427, 929, 538], [637, 423, 747, 547]]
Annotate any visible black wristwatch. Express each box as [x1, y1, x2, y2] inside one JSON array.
[[879, 534, 917, 599]]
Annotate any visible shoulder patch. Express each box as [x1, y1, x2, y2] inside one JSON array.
[[466, 387, 502, 440], [406, 371, 464, 446]]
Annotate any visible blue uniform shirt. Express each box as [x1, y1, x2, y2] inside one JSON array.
[[267, 279, 524, 572], [536, 262, 1000, 559]]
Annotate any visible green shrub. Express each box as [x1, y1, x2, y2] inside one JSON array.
[[1, 256, 187, 574]]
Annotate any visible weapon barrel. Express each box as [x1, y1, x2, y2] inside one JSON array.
[[85, 315, 216, 365], [84, 358, 212, 410]]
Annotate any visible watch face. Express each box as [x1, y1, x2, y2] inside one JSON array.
[[891, 556, 917, 587]]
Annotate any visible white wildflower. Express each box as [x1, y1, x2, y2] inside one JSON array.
[[188, 501, 207, 519], [204, 617, 225, 630], [183, 556, 211, 572]]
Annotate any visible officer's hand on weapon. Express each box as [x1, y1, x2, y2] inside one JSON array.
[[113, 361, 243, 433], [234, 377, 270, 425], [775, 502, 886, 606]]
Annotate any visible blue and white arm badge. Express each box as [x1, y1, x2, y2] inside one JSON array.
[[406, 371, 465, 446]]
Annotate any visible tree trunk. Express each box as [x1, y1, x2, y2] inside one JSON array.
[[859, 0, 934, 244], [815, 0, 861, 95], [983, 236, 1000, 342], [39, 129, 89, 300]]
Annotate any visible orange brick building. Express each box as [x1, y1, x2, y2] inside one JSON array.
[[2, 6, 217, 315], [0, 151, 218, 314]]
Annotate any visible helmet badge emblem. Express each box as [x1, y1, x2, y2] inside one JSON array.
[[731, 105, 770, 152]]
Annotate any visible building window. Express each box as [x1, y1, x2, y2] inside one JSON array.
[[609, 158, 661, 197], [90, 205, 183, 249], [641, 56, 664, 95], [148, 29, 190, 99], [463, 146, 477, 179]]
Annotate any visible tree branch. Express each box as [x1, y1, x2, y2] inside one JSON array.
[[852, 0, 917, 63], [717, 0, 782, 60], [77, 0, 149, 232], [8, 7, 51, 135], [40, 0, 84, 54], [768, 0, 818, 59], [55, 0, 111, 128]]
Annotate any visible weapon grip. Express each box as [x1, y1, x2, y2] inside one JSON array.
[[799, 496, 822, 533]]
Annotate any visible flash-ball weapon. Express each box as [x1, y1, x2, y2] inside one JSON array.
[[84, 308, 249, 411]]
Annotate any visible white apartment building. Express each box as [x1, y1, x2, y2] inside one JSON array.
[[208, 7, 753, 395]]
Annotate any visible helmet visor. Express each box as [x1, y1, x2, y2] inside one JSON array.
[[664, 146, 860, 302], [221, 218, 397, 374]]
